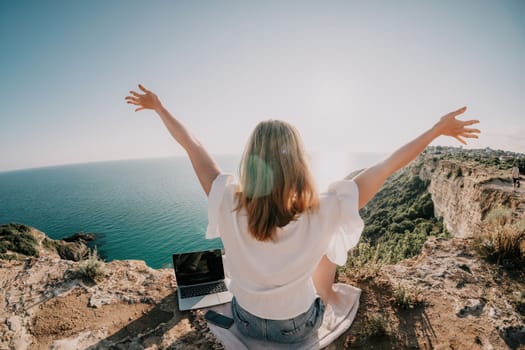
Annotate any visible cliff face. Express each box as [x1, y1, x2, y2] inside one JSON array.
[[337, 150, 525, 349], [418, 154, 525, 238]]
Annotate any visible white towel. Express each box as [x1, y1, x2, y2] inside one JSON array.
[[205, 283, 361, 350]]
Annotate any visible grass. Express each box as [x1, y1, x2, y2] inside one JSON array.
[[392, 283, 426, 309], [473, 206, 525, 268], [76, 246, 105, 283], [344, 242, 387, 280]]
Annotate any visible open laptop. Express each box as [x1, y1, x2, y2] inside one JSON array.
[[172, 249, 233, 311]]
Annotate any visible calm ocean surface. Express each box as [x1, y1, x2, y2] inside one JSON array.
[[0, 153, 384, 268]]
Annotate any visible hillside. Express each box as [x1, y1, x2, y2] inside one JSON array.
[[339, 147, 525, 349], [1, 147, 524, 349]]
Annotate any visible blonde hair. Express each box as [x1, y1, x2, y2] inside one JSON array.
[[235, 120, 319, 241]]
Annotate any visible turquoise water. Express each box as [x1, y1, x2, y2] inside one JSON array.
[[0, 156, 239, 268], [0, 153, 384, 268]]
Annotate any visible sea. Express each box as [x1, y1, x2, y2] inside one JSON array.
[[0, 153, 384, 269]]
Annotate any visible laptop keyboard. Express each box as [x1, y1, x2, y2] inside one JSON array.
[[180, 281, 228, 298]]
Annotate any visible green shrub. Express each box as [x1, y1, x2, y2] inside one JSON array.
[[398, 220, 415, 233], [0, 224, 39, 257], [76, 247, 105, 283], [42, 237, 58, 251], [356, 167, 448, 266], [15, 236, 39, 256], [0, 253, 18, 260]]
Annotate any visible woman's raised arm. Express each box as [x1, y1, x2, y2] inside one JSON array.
[[125, 84, 220, 196], [353, 106, 480, 208]]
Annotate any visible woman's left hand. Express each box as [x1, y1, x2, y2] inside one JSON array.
[[125, 84, 163, 112]]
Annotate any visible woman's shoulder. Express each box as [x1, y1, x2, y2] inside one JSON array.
[[315, 179, 361, 220], [209, 173, 239, 206], [211, 173, 238, 190], [320, 179, 359, 200]]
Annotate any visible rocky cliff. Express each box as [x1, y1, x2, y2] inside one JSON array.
[[1, 148, 524, 350], [340, 236, 525, 349], [418, 151, 525, 238], [0, 225, 219, 350]]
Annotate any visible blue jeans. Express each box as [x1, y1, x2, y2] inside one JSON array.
[[231, 297, 325, 344]]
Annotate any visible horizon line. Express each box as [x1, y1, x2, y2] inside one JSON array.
[[1, 146, 522, 175]]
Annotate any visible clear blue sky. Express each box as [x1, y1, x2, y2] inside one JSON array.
[[1, 0, 524, 172]]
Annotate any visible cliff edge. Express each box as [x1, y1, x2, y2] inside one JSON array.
[[419, 149, 525, 238], [1, 147, 524, 349], [0, 225, 219, 349]]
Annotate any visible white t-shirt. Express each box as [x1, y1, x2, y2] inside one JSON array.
[[512, 166, 520, 178], [205, 174, 364, 320]]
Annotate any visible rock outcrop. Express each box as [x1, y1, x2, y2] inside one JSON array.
[[418, 154, 525, 237], [338, 237, 525, 349], [0, 223, 94, 262], [0, 226, 220, 350]]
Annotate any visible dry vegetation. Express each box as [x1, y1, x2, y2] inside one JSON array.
[[75, 246, 106, 283], [392, 283, 426, 310], [473, 206, 525, 269]]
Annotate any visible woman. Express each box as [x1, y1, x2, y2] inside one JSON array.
[[125, 84, 480, 343], [512, 162, 520, 190]]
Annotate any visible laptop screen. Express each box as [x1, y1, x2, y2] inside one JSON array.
[[172, 249, 225, 286]]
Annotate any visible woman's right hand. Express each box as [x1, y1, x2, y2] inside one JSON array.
[[432, 106, 480, 145], [125, 84, 163, 112]]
